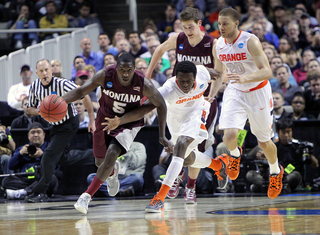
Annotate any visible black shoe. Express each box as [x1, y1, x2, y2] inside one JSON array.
[[25, 193, 48, 203], [118, 186, 135, 197]]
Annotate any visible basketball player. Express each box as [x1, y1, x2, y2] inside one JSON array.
[[62, 52, 171, 214], [104, 61, 228, 212], [214, 8, 283, 199], [144, 7, 222, 202], [25, 59, 95, 203]]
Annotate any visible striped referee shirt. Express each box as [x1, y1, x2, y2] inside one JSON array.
[[27, 76, 78, 125]]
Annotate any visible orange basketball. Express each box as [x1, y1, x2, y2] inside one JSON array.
[[39, 94, 68, 122]]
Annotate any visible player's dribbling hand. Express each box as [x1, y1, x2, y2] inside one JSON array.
[[159, 137, 174, 153], [227, 73, 246, 84], [102, 116, 120, 134]]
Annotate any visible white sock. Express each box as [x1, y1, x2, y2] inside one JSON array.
[[230, 147, 240, 158], [162, 156, 184, 187], [268, 159, 280, 175], [190, 149, 212, 168]]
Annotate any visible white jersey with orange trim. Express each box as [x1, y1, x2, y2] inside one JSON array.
[[158, 65, 210, 115], [216, 31, 263, 92]]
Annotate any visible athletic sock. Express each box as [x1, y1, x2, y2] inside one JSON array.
[[85, 176, 104, 197], [230, 147, 240, 158], [157, 184, 170, 201], [269, 159, 280, 175], [186, 176, 197, 188]]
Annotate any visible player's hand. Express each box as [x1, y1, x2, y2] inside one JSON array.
[[159, 136, 174, 153], [102, 116, 120, 134], [207, 68, 220, 81], [204, 96, 215, 103], [227, 73, 246, 84], [88, 121, 96, 133]]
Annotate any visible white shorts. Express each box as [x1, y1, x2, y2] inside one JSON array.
[[219, 83, 274, 142], [167, 102, 210, 158]]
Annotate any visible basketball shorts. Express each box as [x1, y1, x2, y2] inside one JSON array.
[[167, 102, 210, 158], [219, 83, 274, 142]]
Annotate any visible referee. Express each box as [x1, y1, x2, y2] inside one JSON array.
[[25, 58, 95, 202]]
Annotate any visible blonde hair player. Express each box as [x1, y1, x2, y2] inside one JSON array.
[[215, 7, 283, 199]]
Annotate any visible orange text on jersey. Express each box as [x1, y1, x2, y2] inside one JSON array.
[[219, 53, 247, 62], [176, 91, 205, 104]]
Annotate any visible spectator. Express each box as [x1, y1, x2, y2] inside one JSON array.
[[240, 5, 272, 32], [167, 48, 176, 68], [157, 3, 177, 39], [128, 30, 148, 59], [272, 90, 290, 139], [167, 18, 183, 38], [252, 22, 279, 48], [140, 39, 170, 73], [3, 122, 58, 199], [7, 64, 32, 109], [74, 69, 99, 111], [286, 48, 301, 74], [51, 59, 62, 78], [298, 12, 313, 37], [69, 1, 103, 32], [150, 60, 167, 86], [8, 0, 35, 23], [287, 22, 310, 53], [116, 38, 130, 53], [304, 27, 320, 58], [264, 46, 277, 63], [39, 1, 68, 40], [71, 38, 103, 79], [63, 0, 97, 23], [288, 92, 316, 120], [164, 68, 173, 79], [273, 65, 303, 104], [103, 53, 116, 68], [8, 4, 38, 49], [175, 0, 206, 17], [34, 0, 63, 21], [269, 56, 297, 88], [304, 70, 320, 118], [294, 6, 318, 27], [111, 28, 126, 48], [140, 19, 158, 46], [74, 99, 89, 128], [0, 122, 16, 174], [87, 142, 147, 197], [71, 56, 86, 81], [292, 49, 315, 85], [11, 96, 49, 129], [96, 32, 118, 58], [278, 37, 292, 64], [257, 17, 279, 48], [0, 102, 23, 117], [271, 5, 287, 39], [84, 64, 99, 111], [135, 58, 160, 88]]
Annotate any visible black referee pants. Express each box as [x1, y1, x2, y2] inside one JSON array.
[[32, 117, 79, 194]]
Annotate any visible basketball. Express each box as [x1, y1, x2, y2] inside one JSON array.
[[39, 94, 68, 122]]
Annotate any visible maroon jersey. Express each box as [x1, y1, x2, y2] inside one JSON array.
[[173, 32, 215, 75], [95, 65, 145, 135]]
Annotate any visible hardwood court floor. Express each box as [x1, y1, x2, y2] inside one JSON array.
[[0, 193, 320, 235]]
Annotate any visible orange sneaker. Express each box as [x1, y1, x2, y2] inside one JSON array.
[[215, 154, 229, 189], [227, 147, 242, 180], [268, 165, 284, 199]]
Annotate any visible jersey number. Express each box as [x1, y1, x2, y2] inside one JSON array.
[[226, 62, 245, 75], [113, 101, 127, 114]]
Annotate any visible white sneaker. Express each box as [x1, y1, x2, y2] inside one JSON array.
[[74, 193, 91, 214], [6, 189, 27, 200], [107, 160, 120, 196], [14, 40, 23, 49]]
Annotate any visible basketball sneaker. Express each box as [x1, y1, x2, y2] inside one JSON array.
[[227, 146, 242, 180], [184, 186, 197, 204], [145, 195, 164, 213], [167, 169, 185, 199], [215, 153, 229, 190], [74, 192, 91, 214], [107, 160, 120, 197], [6, 189, 27, 200], [268, 165, 284, 199]]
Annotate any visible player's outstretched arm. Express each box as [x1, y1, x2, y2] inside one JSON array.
[[62, 69, 105, 104], [82, 94, 96, 133], [145, 33, 178, 79]]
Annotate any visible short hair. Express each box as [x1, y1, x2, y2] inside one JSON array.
[[104, 53, 115, 61], [276, 118, 293, 132], [79, 1, 91, 9], [275, 65, 288, 73], [292, 91, 305, 101], [307, 70, 320, 82], [99, 32, 110, 38], [286, 48, 297, 55], [135, 57, 148, 66], [175, 61, 197, 78], [271, 56, 283, 63], [128, 30, 140, 39], [116, 52, 135, 66], [73, 55, 84, 65], [307, 58, 320, 67], [179, 7, 201, 23], [84, 64, 95, 73], [272, 90, 284, 99], [219, 7, 240, 22], [36, 58, 51, 69], [167, 3, 176, 10]]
